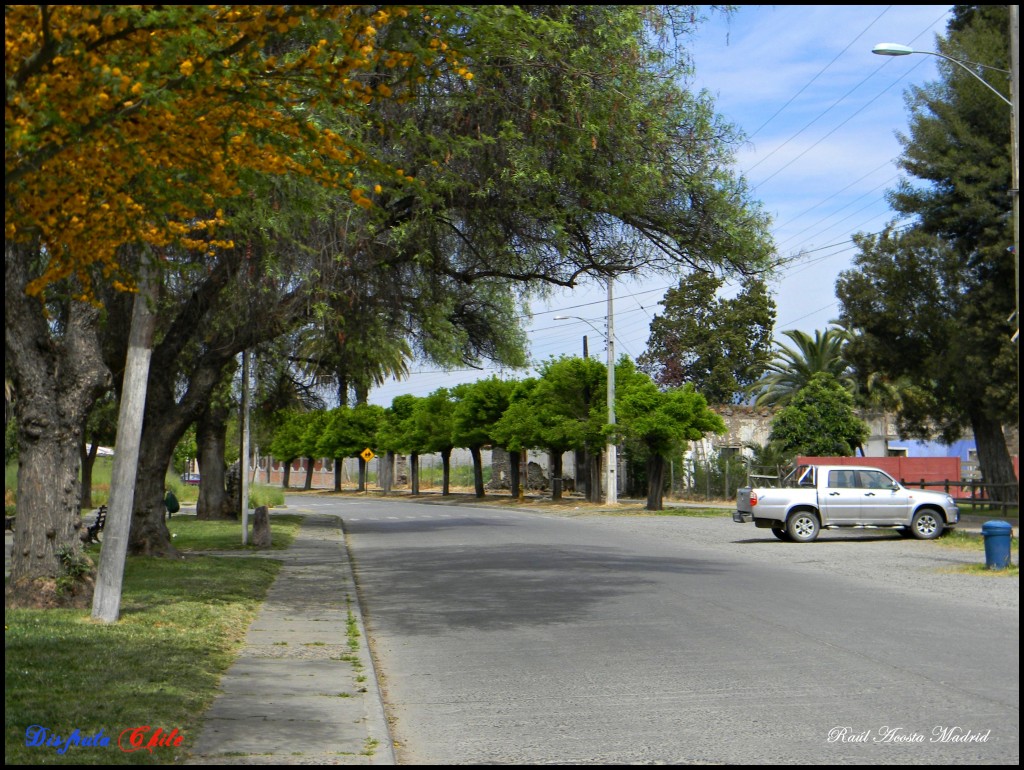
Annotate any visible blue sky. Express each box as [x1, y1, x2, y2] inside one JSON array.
[[368, 4, 956, 407]]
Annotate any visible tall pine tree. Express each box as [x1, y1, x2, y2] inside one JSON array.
[[837, 5, 1017, 501]]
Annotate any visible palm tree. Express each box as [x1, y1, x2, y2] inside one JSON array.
[[293, 312, 411, 408], [747, 327, 854, 407]]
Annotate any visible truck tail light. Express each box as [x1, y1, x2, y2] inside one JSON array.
[[750, 491, 758, 507]]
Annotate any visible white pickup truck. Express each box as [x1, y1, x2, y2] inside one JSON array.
[[733, 464, 960, 542]]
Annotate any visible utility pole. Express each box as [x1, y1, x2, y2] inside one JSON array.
[[92, 262, 156, 623], [605, 278, 617, 505]]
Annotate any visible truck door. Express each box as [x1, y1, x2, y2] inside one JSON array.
[[854, 469, 909, 524], [820, 469, 861, 524]]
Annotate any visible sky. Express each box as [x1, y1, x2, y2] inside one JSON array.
[[368, 4, 956, 407]]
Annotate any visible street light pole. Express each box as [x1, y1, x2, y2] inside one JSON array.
[[872, 38, 1018, 351]]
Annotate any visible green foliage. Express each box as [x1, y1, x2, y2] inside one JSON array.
[[83, 390, 119, 451], [639, 273, 776, 404], [54, 545, 93, 596], [299, 410, 330, 460], [248, 484, 285, 510], [451, 377, 516, 450], [490, 378, 541, 452], [687, 451, 752, 501], [376, 394, 421, 454], [493, 356, 609, 456], [172, 424, 198, 476], [768, 372, 869, 457], [413, 388, 458, 455], [269, 410, 310, 463], [616, 362, 727, 459], [745, 441, 797, 479]]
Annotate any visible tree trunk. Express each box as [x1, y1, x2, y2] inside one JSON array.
[[5, 246, 110, 607], [550, 450, 564, 501], [195, 400, 230, 520], [334, 458, 342, 492], [575, 448, 588, 499], [646, 454, 667, 511], [509, 449, 521, 499], [587, 450, 602, 503], [128, 407, 180, 556], [303, 456, 314, 490], [470, 445, 485, 498], [124, 347, 234, 553], [282, 459, 293, 489], [970, 411, 1019, 504], [410, 451, 420, 495], [381, 451, 394, 494], [441, 448, 452, 495], [79, 440, 99, 510]]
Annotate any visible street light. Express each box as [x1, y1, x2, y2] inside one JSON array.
[[553, 278, 618, 504], [872, 43, 1011, 105], [873, 34, 1019, 353]]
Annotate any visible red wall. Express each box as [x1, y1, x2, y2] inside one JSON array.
[[797, 456, 961, 490]]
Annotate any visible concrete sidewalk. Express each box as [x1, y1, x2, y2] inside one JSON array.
[[185, 513, 395, 765]]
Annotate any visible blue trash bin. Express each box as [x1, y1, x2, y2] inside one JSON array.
[[981, 520, 1013, 570]]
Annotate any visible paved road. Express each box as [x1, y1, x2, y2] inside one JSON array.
[[336, 497, 1018, 765]]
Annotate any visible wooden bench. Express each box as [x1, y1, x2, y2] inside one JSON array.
[[82, 505, 107, 544]]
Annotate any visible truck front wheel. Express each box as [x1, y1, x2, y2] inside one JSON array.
[[786, 511, 820, 543]]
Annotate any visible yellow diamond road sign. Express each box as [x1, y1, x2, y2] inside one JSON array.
[[360, 448, 375, 462]]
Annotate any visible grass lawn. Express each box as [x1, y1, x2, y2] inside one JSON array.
[[5, 515, 301, 765]]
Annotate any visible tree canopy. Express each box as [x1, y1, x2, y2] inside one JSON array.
[[615, 359, 726, 510], [767, 372, 869, 459], [5, 5, 465, 297], [836, 4, 1016, 500], [638, 273, 776, 404], [5, 5, 779, 607]]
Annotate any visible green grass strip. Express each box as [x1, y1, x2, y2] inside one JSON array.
[[5, 518, 298, 764]]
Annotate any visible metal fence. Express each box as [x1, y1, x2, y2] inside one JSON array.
[[666, 456, 769, 503], [901, 479, 1019, 515]]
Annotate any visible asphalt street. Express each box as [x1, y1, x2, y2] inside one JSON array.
[[338, 497, 1019, 765]]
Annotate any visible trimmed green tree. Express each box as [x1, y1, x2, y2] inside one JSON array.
[[413, 388, 459, 495], [269, 410, 308, 490], [767, 373, 869, 459], [616, 362, 727, 511], [451, 378, 516, 498]]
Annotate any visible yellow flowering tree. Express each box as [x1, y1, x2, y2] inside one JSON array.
[[4, 4, 467, 607], [5, 5, 470, 296]]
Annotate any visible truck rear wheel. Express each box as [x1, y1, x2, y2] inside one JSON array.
[[786, 511, 820, 543], [771, 527, 792, 541]]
